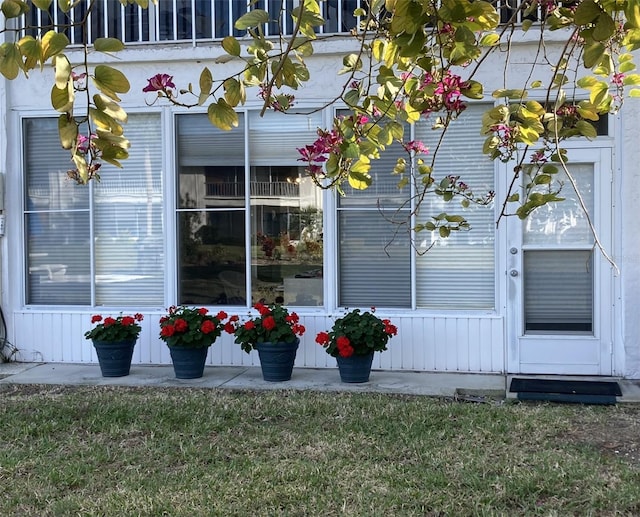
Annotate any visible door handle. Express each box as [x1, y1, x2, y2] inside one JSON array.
[[510, 269, 519, 277]]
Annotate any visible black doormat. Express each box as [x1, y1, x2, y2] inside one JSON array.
[[510, 378, 622, 397]]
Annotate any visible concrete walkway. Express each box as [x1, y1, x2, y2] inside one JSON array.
[[0, 362, 507, 399], [2, 362, 640, 402]]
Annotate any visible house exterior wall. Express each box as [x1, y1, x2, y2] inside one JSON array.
[[1, 32, 638, 377]]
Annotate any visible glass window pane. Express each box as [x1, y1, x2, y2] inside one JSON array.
[[26, 214, 91, 305], [524, 163, 594, 245], [178, 210, 247, 305], [414, 104, 495, 309], [24, 117, 91, 305], [177, 113, 246, 209], [249, 110, 324, 307], [524, 250, 593, 333], [94, 113, 164, 307], [338, 211, 411, 308], [250, 167, 323, 307]]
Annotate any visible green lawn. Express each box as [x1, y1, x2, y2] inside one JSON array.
[[0, 384, 638, 516]]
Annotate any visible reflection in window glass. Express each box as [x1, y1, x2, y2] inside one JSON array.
[[248, 111, 324, 307], [176, 114, 247, 305], [250, 167, 324, 306]]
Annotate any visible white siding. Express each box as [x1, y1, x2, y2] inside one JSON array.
[[12, 311, 504, 372]]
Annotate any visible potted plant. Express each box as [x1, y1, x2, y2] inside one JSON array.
[[315, 308, 398, 383], [85, 313, 144, 377], [159, 306, 228, 379], [225, 302, 306, 382]]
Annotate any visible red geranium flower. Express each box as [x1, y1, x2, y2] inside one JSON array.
[[262, 316, 276, 331], [174, 318, 188, 333], [200, 320, 215, 334], [315, 332, 330, 345]]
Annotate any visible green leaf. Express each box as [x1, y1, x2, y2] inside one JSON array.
[[593, 13, 616, 41], [207, 98, 239, 131], [222, 36, 241, 56], [223, 77, 245, 107], [348, 169, 372, 190], [479, 33, 499, 46], [574, 0, 602, 25], [57, 114, 77, 150], [41, 30, 69, 61], [94, 38, 125, 53], [53, 54, 70, 89], [51, 83, 74, 112], [234, 9, 269, 30], [1, 0, 28, 18], [18, 36, 40, 71], [0, 42, 21, 79], [623, 73, 640, 86], [583, 42, 605, 69], [92, 64, 130, 101], [92, 94, 128, 122], [198, 67, 213, 105], [32, 0, 53, 9], [575, 120, 598, 139]]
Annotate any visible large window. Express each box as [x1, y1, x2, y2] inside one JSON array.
[[24, 113, 164, 306], [176, 110, 324, 307], [337, 104, 496, 309]]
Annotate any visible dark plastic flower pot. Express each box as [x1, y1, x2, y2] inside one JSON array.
[[168, 345, 210, 379], [255, 339, 299, 382], [336, 351, 374, 383], [92, 339, 136, 377]]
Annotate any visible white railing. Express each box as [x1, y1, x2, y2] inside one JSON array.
[[19, 0, 361, 45], [18, 1, 540, 46], [206, 181, 299, 198]]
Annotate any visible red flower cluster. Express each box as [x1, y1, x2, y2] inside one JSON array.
[[159, 306, 228, 348], [226, 302, 306, 354], [85, 313, 144, 342], [315, 309, 398, 358]]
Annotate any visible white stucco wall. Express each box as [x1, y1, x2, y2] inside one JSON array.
[[620, 100, 640, 377]]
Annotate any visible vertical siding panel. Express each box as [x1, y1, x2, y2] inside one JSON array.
[[456, 318, 470, 372], [491, 317, 504, 372], [467, 318, 481, 371], [434, 318, 447, 370], [444, 318, 457, 370], [423, 316, 436, 370], [410, 317, 423, 370]]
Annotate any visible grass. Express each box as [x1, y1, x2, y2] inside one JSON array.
[[0, 384, 638, 516]]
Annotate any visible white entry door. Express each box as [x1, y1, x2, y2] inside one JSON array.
[[506, 148, 614, 375]]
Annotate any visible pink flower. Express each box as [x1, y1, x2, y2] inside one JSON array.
[[142, 73, 175, 93]]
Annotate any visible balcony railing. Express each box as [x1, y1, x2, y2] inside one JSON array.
[[18, 1, 541, 46], [206, 181, 299, 198], [19, 0, 360, 45]]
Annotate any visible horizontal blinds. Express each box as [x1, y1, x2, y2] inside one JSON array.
[[415, 105, 495, 309], [524, 250, 593, 331], [338, 211, 411, 308], [339, 139, 409, 208], [24, 118, 91, 305], [176, 113, 245, 166], [249, 110, 323, 165], [94, 113, 164, 307]]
